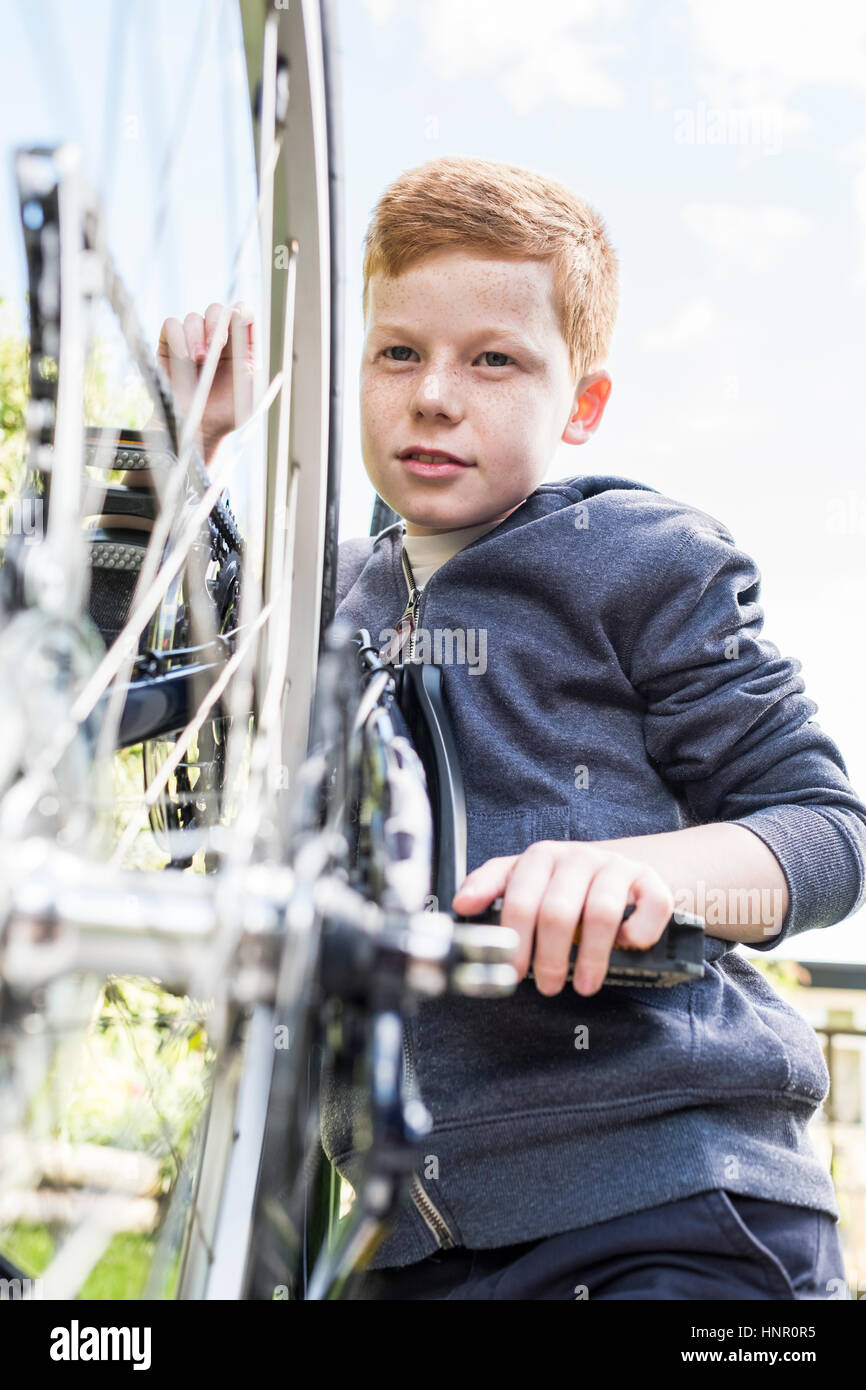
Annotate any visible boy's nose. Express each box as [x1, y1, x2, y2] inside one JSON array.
[[422, 374, 441, 400], [411, 369, 462, 419]]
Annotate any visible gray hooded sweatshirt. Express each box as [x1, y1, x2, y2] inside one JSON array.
[[321, 473, 866, 1269]]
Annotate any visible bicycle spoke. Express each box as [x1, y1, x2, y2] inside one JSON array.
[[132, 0, 217, 306]]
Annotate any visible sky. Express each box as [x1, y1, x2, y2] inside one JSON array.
[[1, 0, 866, 963]]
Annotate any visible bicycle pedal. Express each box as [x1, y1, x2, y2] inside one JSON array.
[[454, 899, 705, 987], [84, 426, 177, 491], [83, 482, 157, 533], [84, 426, 177, 469]]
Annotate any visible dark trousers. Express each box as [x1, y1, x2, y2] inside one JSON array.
[[346, 1189, 847, 1300]]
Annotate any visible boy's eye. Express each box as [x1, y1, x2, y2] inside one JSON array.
[[381, 346, 514, 367]]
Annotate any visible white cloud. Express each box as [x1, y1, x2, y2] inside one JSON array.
[[677, 0, 866, 153], [683, 0, 866, 98], [642, 295, 716, 350], [681, 202, 812, 271], [364, 0, 632, 114], [363, 0, 401, 23], [494, 36, 626, 116], [839, 135, 866, 290], [676, 406, 763, 437], [851, 167, 866, 289]]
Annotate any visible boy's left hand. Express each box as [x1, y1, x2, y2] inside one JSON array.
[[149, 302, 256, 463], [451, 841, 674, 997]]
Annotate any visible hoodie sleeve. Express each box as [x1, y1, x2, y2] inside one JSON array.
[[623, 515, 866, 950]]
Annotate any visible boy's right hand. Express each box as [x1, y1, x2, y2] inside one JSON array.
[[150, 302, 256, 463], [452, 840, 675, 997]]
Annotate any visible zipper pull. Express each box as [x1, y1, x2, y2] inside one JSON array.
[[379, 584, 422, 664], [379, 543, 424, 664]]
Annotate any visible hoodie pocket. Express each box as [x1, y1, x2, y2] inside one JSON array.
[[568, 789, 685, 843], [465, 803, 572, 876], [617, 935, 821, 1101], [692, 948, 829, 1104]]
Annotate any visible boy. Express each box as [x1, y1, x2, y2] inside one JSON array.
[[164, 156, 866, 1301]]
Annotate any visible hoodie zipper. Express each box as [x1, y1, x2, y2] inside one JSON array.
[[401, 1026, 456, 1249], [409, 1174, 456, 1249], [400, 544, 425, 663], [391, 535, 454, 1248], [378, 544, 425, 666]]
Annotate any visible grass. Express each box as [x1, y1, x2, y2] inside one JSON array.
[[0, 967, 214, 1297], [3, 1225, 169, 1300]]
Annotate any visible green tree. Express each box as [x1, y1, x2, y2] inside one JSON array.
[[0, 298, 28, 504], [0, 296, 152, 527]]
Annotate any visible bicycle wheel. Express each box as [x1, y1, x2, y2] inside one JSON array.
[[0, 0, 341, 1300]]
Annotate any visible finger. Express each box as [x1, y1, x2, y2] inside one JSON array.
[[230, 299, 255, 330], [573, 861, 636, 996], [184, 312, 206, 363], [452, 855, 518, 915], [532, 859, 594, 996], [495, 842, 558, 981], [204, 302, 230, 357], [613, 868, 674, 949], [158, 317, 189, 361], [230, 300, 256, 361]]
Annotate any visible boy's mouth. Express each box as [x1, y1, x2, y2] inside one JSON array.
[[398, 447, 474, 478]]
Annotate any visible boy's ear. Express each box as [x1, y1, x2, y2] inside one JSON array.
[[562, 371, 612, 445]]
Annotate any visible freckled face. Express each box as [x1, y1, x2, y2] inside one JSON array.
[[359, 250, 578, 536]]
